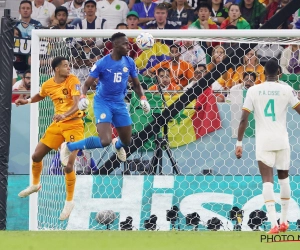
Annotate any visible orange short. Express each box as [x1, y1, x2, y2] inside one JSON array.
[[40, 119, 84, 150]]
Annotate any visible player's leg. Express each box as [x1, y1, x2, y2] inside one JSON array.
[[276, 148, 291, 232], [111, 102, 133, 162], [59, 120, 84, 220], [59, 150, 78, 220], [18, 142, 52, 198], [257, 150, 278, 234], [60, 99, 113, 165], [112, 125, 132, 162], [19, 123, 63, 198]]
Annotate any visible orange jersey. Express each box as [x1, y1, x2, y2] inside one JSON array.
[[150, 60, 194, 87], [148, 83, 181, 91], [232, 65, 265, 85], [207, 63, 235, 88], [39, 74, 84, 121]]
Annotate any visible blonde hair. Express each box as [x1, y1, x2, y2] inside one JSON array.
[[211, 45, 226, 65]]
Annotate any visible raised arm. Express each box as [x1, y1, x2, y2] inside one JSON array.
[[15, 93, 45, 106], [81, 76, 97, 96]]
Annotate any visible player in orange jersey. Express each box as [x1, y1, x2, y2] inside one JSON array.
[[16, 56, 84, 221]]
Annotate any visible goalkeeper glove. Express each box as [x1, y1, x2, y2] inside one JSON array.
[[140, 95, 150, 114], [78, 95, 89, 111]]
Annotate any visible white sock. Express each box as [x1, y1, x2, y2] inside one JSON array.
[[263, 182, 278, 228], [279, 177, 290, 224]]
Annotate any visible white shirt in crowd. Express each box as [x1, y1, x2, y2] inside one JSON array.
[[96, 0, 129, 29], [62, 0, 85, 20], [31, 0, 56, 27], [12, 79, 23, 90], [243, 81, 300, 151], [180, 44, 206, 66], [13, 67, 17, 79]]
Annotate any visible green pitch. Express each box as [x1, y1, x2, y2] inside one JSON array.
[[1, 231, 300, 250]]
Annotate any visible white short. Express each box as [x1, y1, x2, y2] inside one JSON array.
[[256, 148, 290, 170]]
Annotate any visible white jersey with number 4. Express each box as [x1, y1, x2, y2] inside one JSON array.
[[243, 81, 300, 151]]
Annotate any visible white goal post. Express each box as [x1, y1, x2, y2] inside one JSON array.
[[29, 29, 300, 231]]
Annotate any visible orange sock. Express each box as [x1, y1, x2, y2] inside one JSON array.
[[65, 171, 76, 201], [32, 161, 43, 185]]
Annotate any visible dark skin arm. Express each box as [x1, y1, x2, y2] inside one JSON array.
[[82, 76, 96, 96], [235, 109, 250, 159], [131, 77, 145, 98]]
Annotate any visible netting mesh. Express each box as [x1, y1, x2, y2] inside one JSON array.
[[34, 33, 300, 231]]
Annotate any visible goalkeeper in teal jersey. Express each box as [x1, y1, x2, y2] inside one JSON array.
[[60, 32, 150, 165]]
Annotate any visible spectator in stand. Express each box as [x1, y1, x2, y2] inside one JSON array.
[[145, 3, 181, 30], [96, 0, 129, 29], [103, 23, 141, 59], [16, 1, 42, 38], [144, 44, 194, 89], [265, 0, 292, 28], [12, 69, 31, 103], [189, 2, 218, 30], [50, 6, 76, 60], [51, 6, 77, 29], [79, 0, 107, 29], [239, 0, 266, 29], [208, 0, 228, 27], [280, 45, 300, 74], [232, 49, 265, 85], [207, 45, 234, 90], [194, 64, 207, 80], [31, 0, 56, 27], [71, 37, 102, 86], [231, 71, 256, 90], [126, 11, 141, 29], [167, 0, 195, 28], [78, 0, 108, 47], [148, 68, 180, 91], [189, 2, 218, 48], [61, 0, 86, 27], [132, 0, 156, 28], [227, 71, 256, 103], [183, 64, 207, 91], [220, 4, 250, 29], [207, 45, 225, 72], [179, 40, 206, 66], [145, 3, 181, 45]]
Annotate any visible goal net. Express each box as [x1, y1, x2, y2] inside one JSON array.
[[30, 29, 300, 231]]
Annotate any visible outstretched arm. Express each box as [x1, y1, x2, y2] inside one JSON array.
[[131, 77, 145, 98], [77, 76, 97, 111], [236, 109, 250, 159], [15, 93, 45, 106], [131, 77, 150, 114], [82, 76, 97, 96]]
